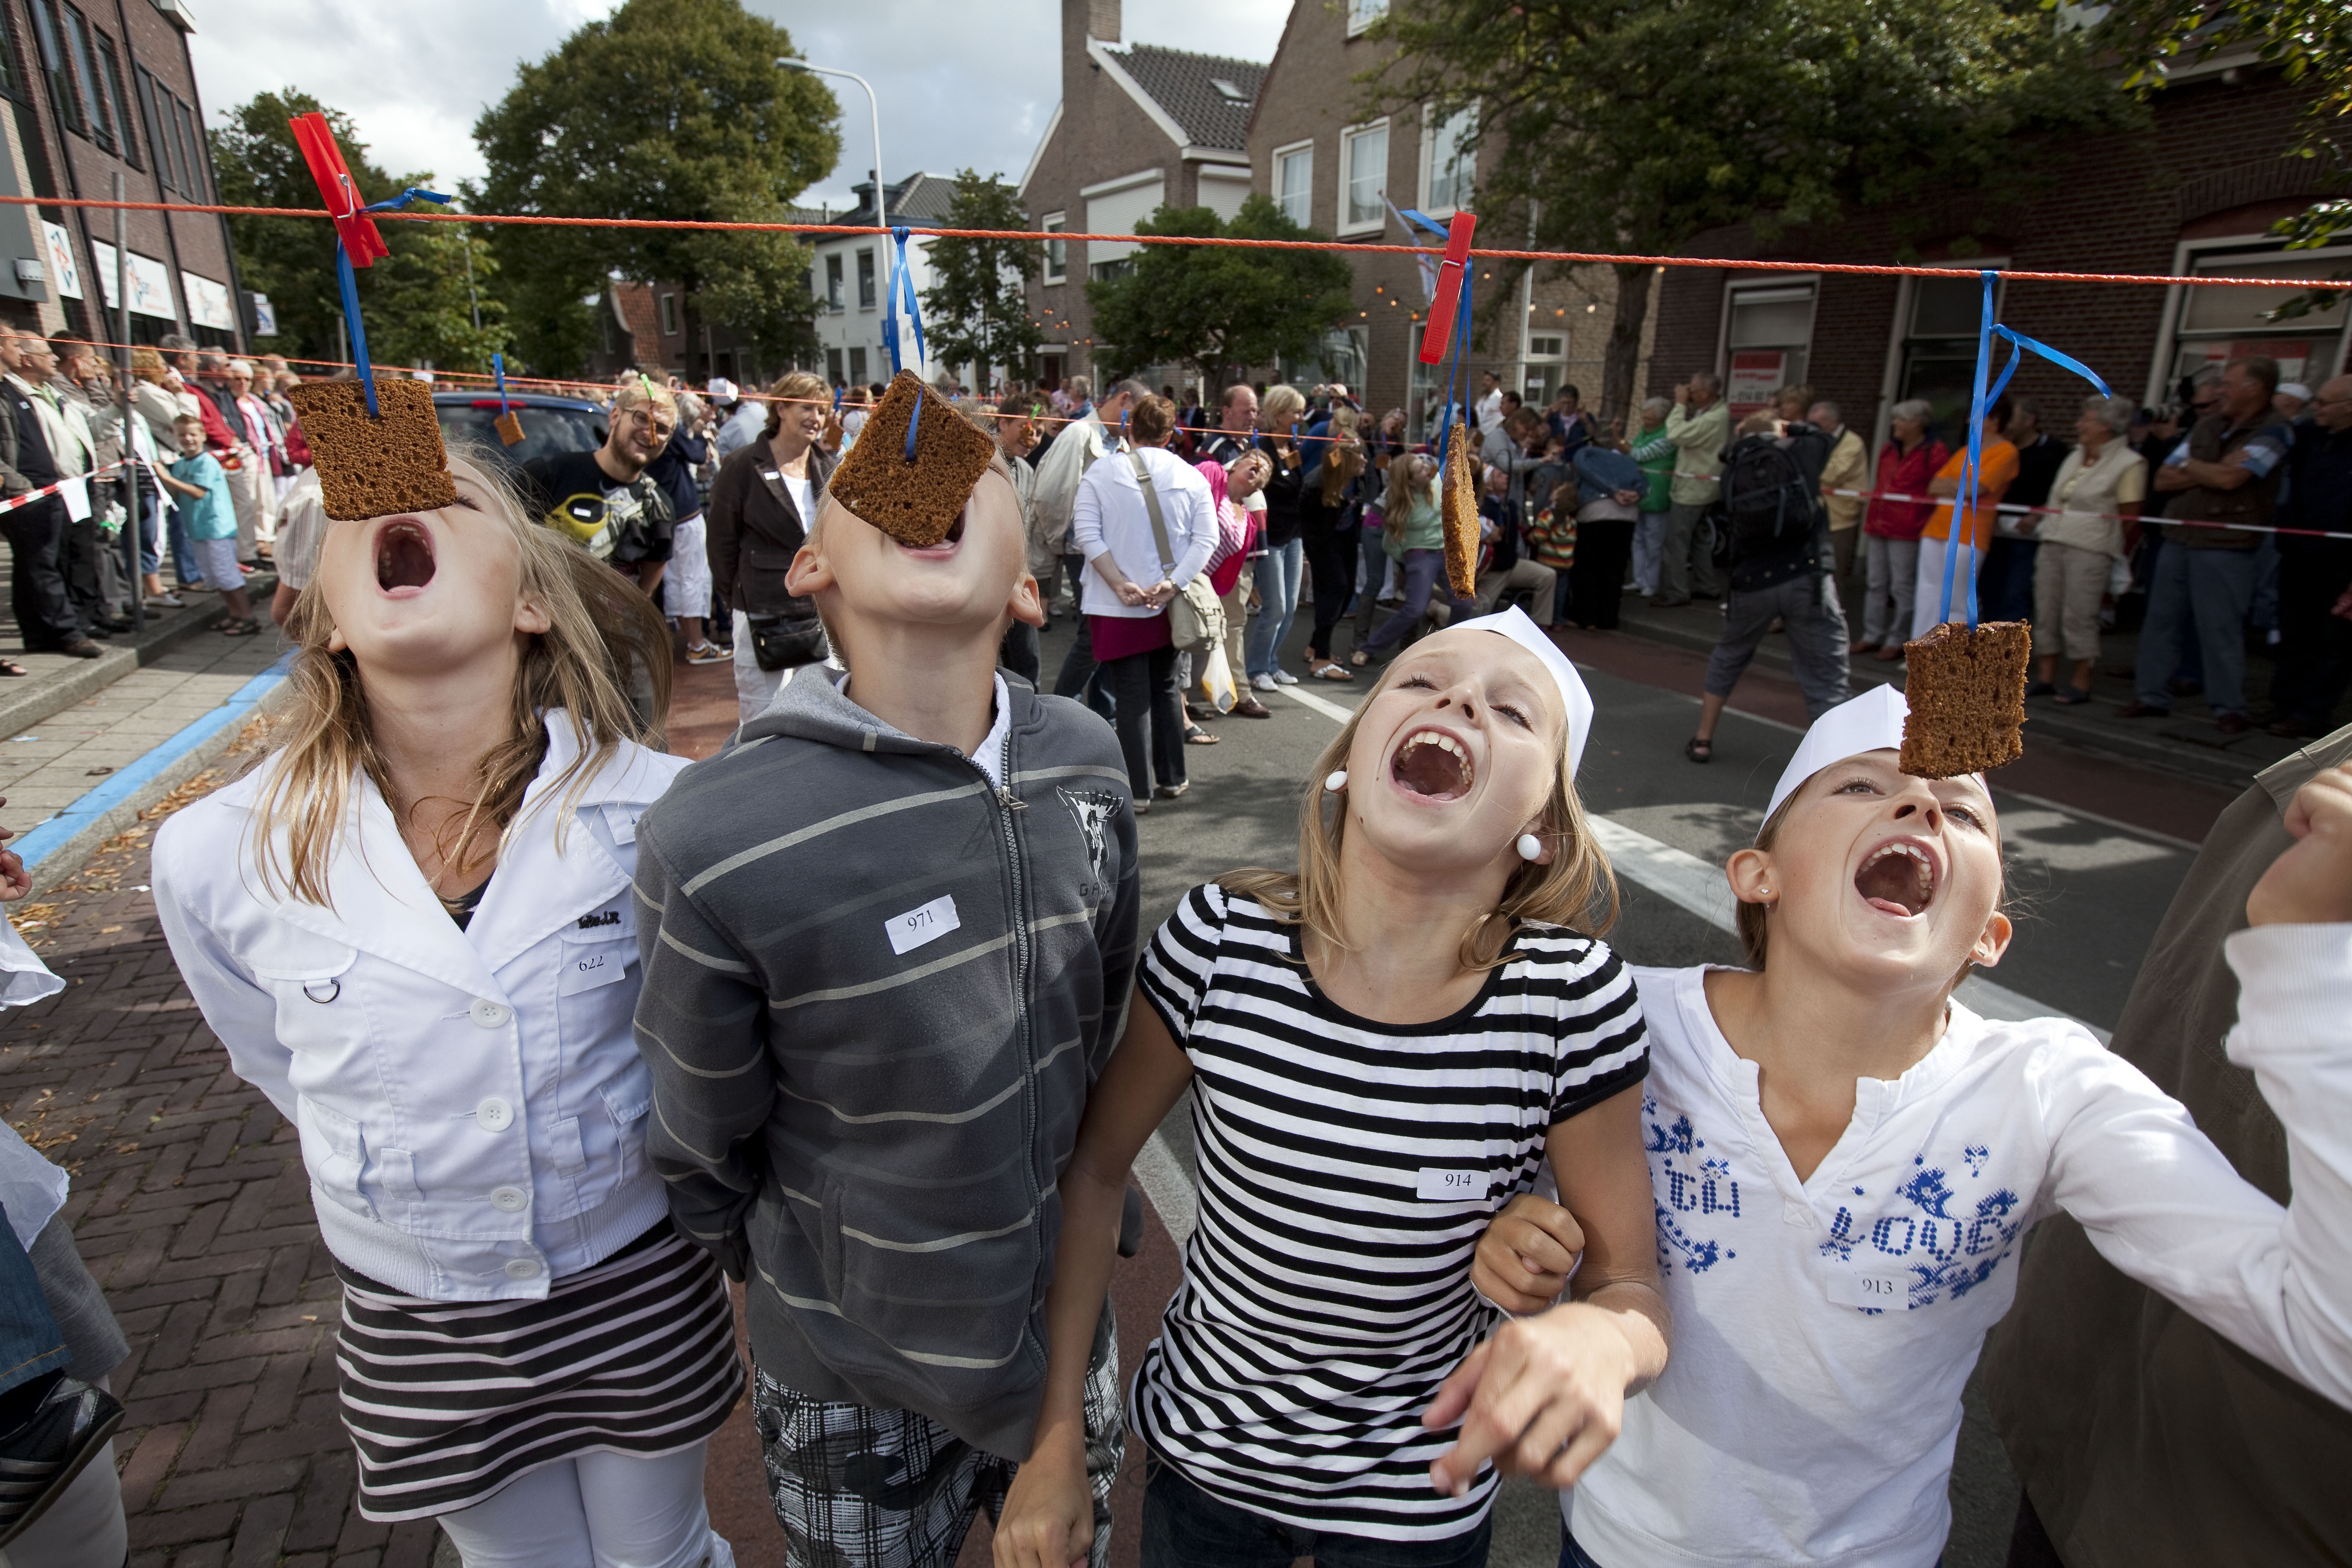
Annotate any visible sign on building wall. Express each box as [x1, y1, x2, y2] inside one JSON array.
[[39, 223, 80, 300], [182, 272, 235, 332], [92, 242, 179, 320], [1726, 349, 1785, 417]]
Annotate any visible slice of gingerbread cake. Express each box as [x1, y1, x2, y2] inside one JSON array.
[[1900, 620, 2032, 776]]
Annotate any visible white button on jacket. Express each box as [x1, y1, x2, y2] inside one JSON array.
[[152, 715, 689, 1301]]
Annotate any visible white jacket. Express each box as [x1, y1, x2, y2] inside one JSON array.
[[152, 716, 688, 1301], [1070, 444, 1217, 619]]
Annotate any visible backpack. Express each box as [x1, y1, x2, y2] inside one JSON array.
[[1721, 425, 1830, 591]]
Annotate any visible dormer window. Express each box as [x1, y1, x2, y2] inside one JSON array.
[[1210, 77, 1248, 103]]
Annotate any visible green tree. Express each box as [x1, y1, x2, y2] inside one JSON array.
[[920, 170, 1041, 388], [473, 0, 840, 377], [211, 91, 508, 374], [1364, 0, 2137, 420], [1086, 196, 1356, 387], [2096, 0, 2352, 306]]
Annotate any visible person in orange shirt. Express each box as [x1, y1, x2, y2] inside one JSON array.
[[1912, 394, 2018, 641]]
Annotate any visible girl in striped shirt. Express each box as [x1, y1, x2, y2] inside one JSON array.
[[996, 606, 1669, 1568]]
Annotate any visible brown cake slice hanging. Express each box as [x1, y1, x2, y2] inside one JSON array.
[[826, 371, 998, 547], [285, 378, 459, 521], [1899, 620, 2032, 777], [1441, 421, 1479, 601]]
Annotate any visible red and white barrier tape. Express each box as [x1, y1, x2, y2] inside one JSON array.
[[0, 459, 137, 516], [1821, 486, 2343, 540]]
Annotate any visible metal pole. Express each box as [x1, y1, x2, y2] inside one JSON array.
[[780, 62, 887, 364], [463, 226, 482, 334], [114, 170, 141, 633]]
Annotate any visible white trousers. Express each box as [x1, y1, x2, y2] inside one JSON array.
[[1913, 538, 1985, 640], [732, 609, 787, 725], [667, 514, 713, 629], [0, 1438, 125, 1568], [436, 1443, 732, 1568]]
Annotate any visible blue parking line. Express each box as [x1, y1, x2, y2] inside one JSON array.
[[16, 650, 297, 870]]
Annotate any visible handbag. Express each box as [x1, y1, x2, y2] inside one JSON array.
[[1132, 449, 1225, 655], [742, 611, 827, 672]]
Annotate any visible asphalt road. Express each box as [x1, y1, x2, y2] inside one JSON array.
[[1037, 599, 2220, 1568]]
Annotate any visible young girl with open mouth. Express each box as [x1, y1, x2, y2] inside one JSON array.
[[1470, 685, 2352, 1568], [152, 456, 740, 1568], [995, 606, 1669, 1568]]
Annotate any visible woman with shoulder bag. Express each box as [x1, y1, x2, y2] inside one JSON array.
[[708, 372, 835, 723], [1071, 395, 1217, 809]]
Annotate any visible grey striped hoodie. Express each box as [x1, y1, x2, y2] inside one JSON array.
[[631, 663, 1138, 1459]]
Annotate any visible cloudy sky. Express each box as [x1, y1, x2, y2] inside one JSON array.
[[187, 0, 1291, 206]]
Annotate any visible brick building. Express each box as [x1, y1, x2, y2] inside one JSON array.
[[1246, 0, 1649, 436], [1019, 0, 1263, 395], [0, 0, 242, 351], [585, 279, 771, 389], [1643, 50, 2347, 452]]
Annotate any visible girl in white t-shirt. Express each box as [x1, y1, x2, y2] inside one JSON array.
[[995, 608, 1670, 1568], [1471, 685, 2352, 1568]]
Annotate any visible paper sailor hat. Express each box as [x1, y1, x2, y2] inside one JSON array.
[[1764, 684, 1918, 820], [1444, 605, 1595, 776]]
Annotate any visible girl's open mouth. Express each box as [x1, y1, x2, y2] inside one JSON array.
[[1391, 727, 1474, 800], [376, 520, 436, 596], [1854, 839, 1938, 917]]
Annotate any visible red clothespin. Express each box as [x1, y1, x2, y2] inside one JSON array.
[[1417, 211, 1477, 364], [290, 112, 390, 268]]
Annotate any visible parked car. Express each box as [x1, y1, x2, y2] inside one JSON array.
[[432, 391, 604, 474]]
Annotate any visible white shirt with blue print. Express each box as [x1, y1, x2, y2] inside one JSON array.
[[1569, 938, 2352, 1568]]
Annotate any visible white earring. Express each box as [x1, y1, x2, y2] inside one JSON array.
[[1516, 833, 1543, 862], [1324, 770, 1348, 792]]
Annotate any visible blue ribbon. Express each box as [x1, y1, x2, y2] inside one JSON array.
[[1938, 271, 2113, 629], [492, 351, 509, 416], [882, 228, 932, 460], [336, 185, 452, 417]]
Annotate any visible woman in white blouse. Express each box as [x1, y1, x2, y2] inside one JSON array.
[[2029, 395, 2146, 704], [1070, 394, 1217, 807]]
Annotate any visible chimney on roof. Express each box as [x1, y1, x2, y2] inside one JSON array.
[[1088, 0, 1119, 41]]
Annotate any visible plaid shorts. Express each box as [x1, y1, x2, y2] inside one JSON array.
[[752, 1307, 1123, 1568]]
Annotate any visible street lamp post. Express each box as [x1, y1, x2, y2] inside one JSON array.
[[778, 58, 894, 369]]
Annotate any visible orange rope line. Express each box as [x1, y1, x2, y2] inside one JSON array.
[[10, 192, 2343, 291]]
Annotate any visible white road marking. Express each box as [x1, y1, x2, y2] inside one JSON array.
[[1277, 684, 1358, 725], [1135, 1130, 1197, 1249]]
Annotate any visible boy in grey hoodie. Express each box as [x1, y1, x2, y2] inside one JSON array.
[[632, 403, 1140, 1568]]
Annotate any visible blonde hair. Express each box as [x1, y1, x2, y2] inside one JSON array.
[[1222, 661, 1618, 970], [1384, 449, 1435, 518], [612, 378, 677, 425], [1261, 383, 1306, 432], [762, 370, 830, 441], [249, 453, 672, 908]]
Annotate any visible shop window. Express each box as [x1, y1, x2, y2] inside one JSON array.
[[1723, 280, 1817, 416], [1894, 269, 2002, 444], [2164, 242, 2350, 397]]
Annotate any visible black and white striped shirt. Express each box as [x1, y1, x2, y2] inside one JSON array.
[[1133, 884, 1648, 1540]]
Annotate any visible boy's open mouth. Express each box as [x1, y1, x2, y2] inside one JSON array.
[[1855, 839, 1938, 918], [897, 510, 967, 556], [1392, 727, 1473, 800], [376, 520, 436, 594]]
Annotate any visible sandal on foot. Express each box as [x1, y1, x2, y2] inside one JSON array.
[[1350, 650, 1371, 668], [1684, 736, 1713, 764], [1311, 661, 1354, 681], [2052, 685, 2092, 705], [218, 617, 263, 637], [1184, 727, 1220, 745], [0, 659, 25, 677]]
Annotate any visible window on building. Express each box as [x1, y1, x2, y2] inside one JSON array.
[[824, 253, 843, 309], [1524, 332, 1566, 406], [2164, 242, 2352, 394], [856, 249, 876, 309], [1893, 269, 2000, 443], [659, 292, 678, 335], [134, 69, 171, 188], [1341, 121, 1387, 233], [848, 346, 869, 384], [1722, 279, 1818, 417], [826, 347, 844, 385], [173, 95, 206, 200], [1274, 142, 1313, 228], [1347, 0, 1389, 36], [1421, 106, 1474, 214], [1042, 214, 1066, 284], [93, 34, 132, 167], [62, 6, 108, 151], [27, 1, 83, 134], [1089, 257, 1132, 284]]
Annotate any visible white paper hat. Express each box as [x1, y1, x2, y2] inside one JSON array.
[[1765, 684, 1909, 820], [707, 377, 738, 400], [2278, 381, 2313, 402], [1443, 604, 1596, 776]]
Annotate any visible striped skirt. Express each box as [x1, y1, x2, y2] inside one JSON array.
[[334, 1225, 744, 1521]]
